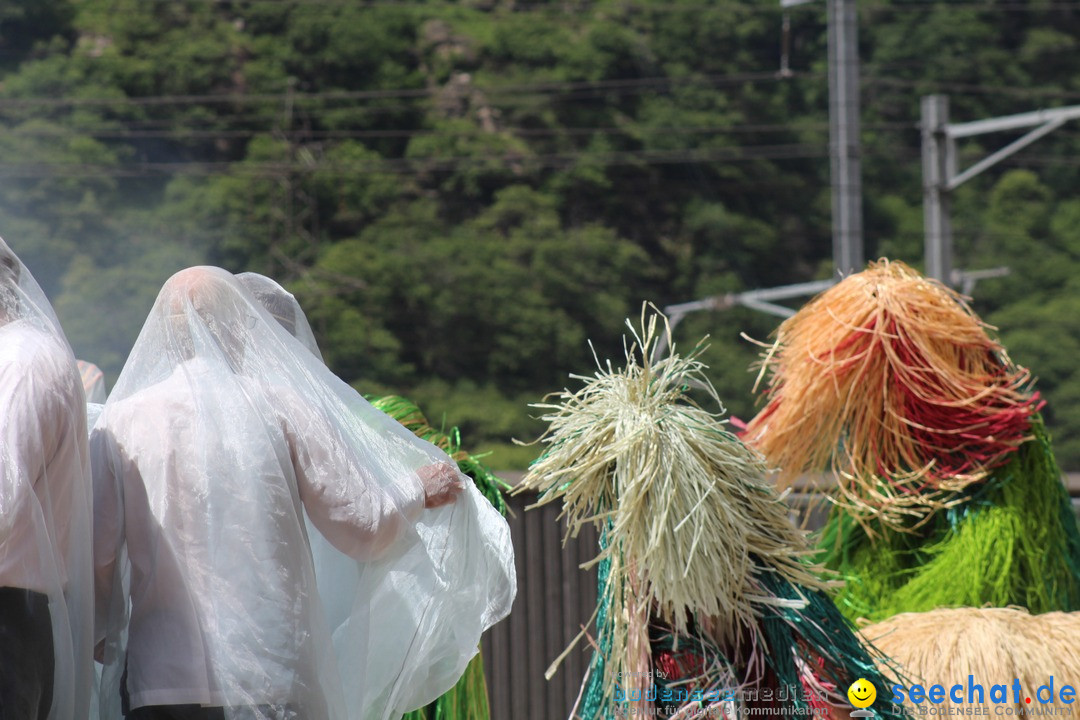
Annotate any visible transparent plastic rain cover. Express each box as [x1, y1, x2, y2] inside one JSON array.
[[90, 267, 515, 719], [0, 237, 94, 719]]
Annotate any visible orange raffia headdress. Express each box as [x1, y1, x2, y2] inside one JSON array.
[[744, 259, 1041, 525]]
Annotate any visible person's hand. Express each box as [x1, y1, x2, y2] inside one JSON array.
[[418, 462, 465, 508]]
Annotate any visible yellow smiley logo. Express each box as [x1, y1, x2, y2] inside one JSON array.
[[848, 678, 877, 709]]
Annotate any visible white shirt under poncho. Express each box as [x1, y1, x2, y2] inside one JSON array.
[[91, 357, 425, 711], [0, 322, 86, 593], [0, 243, 94, 720], [90, 267, 515, 720]]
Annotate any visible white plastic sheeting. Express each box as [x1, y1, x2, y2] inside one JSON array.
[[0, 237, 94, 719], [90, 267, 514, 719]]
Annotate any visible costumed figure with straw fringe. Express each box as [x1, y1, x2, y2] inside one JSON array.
[[742, 260, 1080, 717], [858, 607, 1080, 716], [516, 306, 908, 720], [743, 259, 1080, 623]]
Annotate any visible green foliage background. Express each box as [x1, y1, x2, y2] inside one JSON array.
[[4, 0, 1080, 468]]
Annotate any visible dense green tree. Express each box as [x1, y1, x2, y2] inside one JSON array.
[[4, 0, 1080, 466]]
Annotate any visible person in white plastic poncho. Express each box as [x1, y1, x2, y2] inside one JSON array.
[[233, 272, 455, 649], [234, 273, 321, 361], [0, 238, 95, 719], [90, 267, 515, 720]]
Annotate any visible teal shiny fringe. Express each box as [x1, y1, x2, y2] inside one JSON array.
[[818, 416, 1080, 623], [579, 548, 909, 720], [757, 571, 908, 720], [579, 528, 614, 720]]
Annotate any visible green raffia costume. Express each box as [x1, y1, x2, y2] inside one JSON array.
[[744, 261, 1080, 624], [816, 418, 1080, 622], [370, 396, 511, 720], [517, 310, 907, 720]]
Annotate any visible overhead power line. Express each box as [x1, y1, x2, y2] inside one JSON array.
[[0, 71, 815, 109], [70, 0, 802, 13], [0, 143, 828, 178], [68, 0, 1080, 12], [6, 122, 923, 141], [3, 136, 1066, 180], [869, 77, 1080, 102], [4, 74, 1076, 115], [7, 69, 1060, 128]]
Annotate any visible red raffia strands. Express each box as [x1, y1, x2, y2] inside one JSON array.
[[743, 259, 1041, 526]]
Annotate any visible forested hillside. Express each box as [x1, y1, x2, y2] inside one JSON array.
[[3, 0, 1080, 467]]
